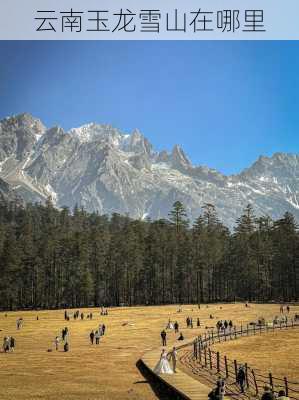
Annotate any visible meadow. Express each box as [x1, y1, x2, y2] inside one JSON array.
[[0, 303, 298, 400]]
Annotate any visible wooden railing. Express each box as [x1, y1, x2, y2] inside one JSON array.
[[178, 320, 299, 399]]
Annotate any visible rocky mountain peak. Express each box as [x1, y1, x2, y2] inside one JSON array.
[[0, 113, 46, 162], [1, 113, 45, 137], [156, 150, 170, 163], [241, 152, 299, 182], [1, 113, 299, 229], [40, 126, 66, 146], [127, 129, 152, 155], [171, 144, 192, 170]]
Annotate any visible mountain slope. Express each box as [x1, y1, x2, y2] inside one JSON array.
[[0, 113, 299, 228]]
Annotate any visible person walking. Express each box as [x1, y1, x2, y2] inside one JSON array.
[[237, 366, 246, 393], [170, 347, 178, 373], [218, 378, 226, 400], [3, 336, 10, 352], [62, 327, 69, 342], [55, 336, 60, 351], [10, 337, 15, 352], [102, 324, 106, 335], [90, 330, 95, 345], [161, 329, 167, 346], [95, 330, 100, 345], [174, 321, 179, 333], [209, 377, 223, 400]]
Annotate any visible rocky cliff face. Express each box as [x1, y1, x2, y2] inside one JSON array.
[[1, 113, 299, 228]]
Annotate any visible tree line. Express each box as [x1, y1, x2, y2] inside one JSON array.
[[0, 199, 298, 310]]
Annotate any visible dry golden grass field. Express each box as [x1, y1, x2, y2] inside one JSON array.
[[0, 303, 298, 400], [212, 329, 299, 382]]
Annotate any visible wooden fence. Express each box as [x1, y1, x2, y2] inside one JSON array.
[[179, 320, 299, 399]]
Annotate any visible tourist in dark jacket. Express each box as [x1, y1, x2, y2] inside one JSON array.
[[277, 390, 289, 400], [160, 330, 167, 346], [261, 386, 274, 400], [90, 330, 95, 345], [10, 337, 15, 352], [237, 366, 246, 393]]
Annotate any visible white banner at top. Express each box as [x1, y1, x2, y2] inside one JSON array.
[[0, 0, 298, 40]]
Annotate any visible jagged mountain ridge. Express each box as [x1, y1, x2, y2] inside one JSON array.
[[0, 113, 299, 228]]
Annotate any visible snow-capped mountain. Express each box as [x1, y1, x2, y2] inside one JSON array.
[[1, 113, 299, 228]]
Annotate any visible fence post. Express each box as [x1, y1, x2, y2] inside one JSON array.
[[209, 349, 212, 369], [252, 369, 259, 395], [224, 355, 229, 378], [269, 373, 273, 391], [217, 352, 220, 373], [234, 326, 237, 339], [212, 329, 214, 344], [234, 360, 238, 381], [245, 363, 249, 388], [284, 377, 288, 396], [204, 347, 207, 368], [199, 344, 202, 364], [241, 325, 243, 336]]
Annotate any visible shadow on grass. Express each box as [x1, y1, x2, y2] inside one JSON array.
[[136, 360, 187, 400]]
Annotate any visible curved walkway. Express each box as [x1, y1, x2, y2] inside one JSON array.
[[140, 321, 299, 400], [140, 341, 211, 400], [179, 321, 299, 400]]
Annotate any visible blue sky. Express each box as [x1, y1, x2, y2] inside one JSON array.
[[0, 41, 298, 175]]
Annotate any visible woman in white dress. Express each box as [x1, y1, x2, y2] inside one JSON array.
[[166, 319, 174, 330], [153, 349, 174, 374]]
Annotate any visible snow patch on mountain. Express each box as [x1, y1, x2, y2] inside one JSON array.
[[45, 183, 58, 202]]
